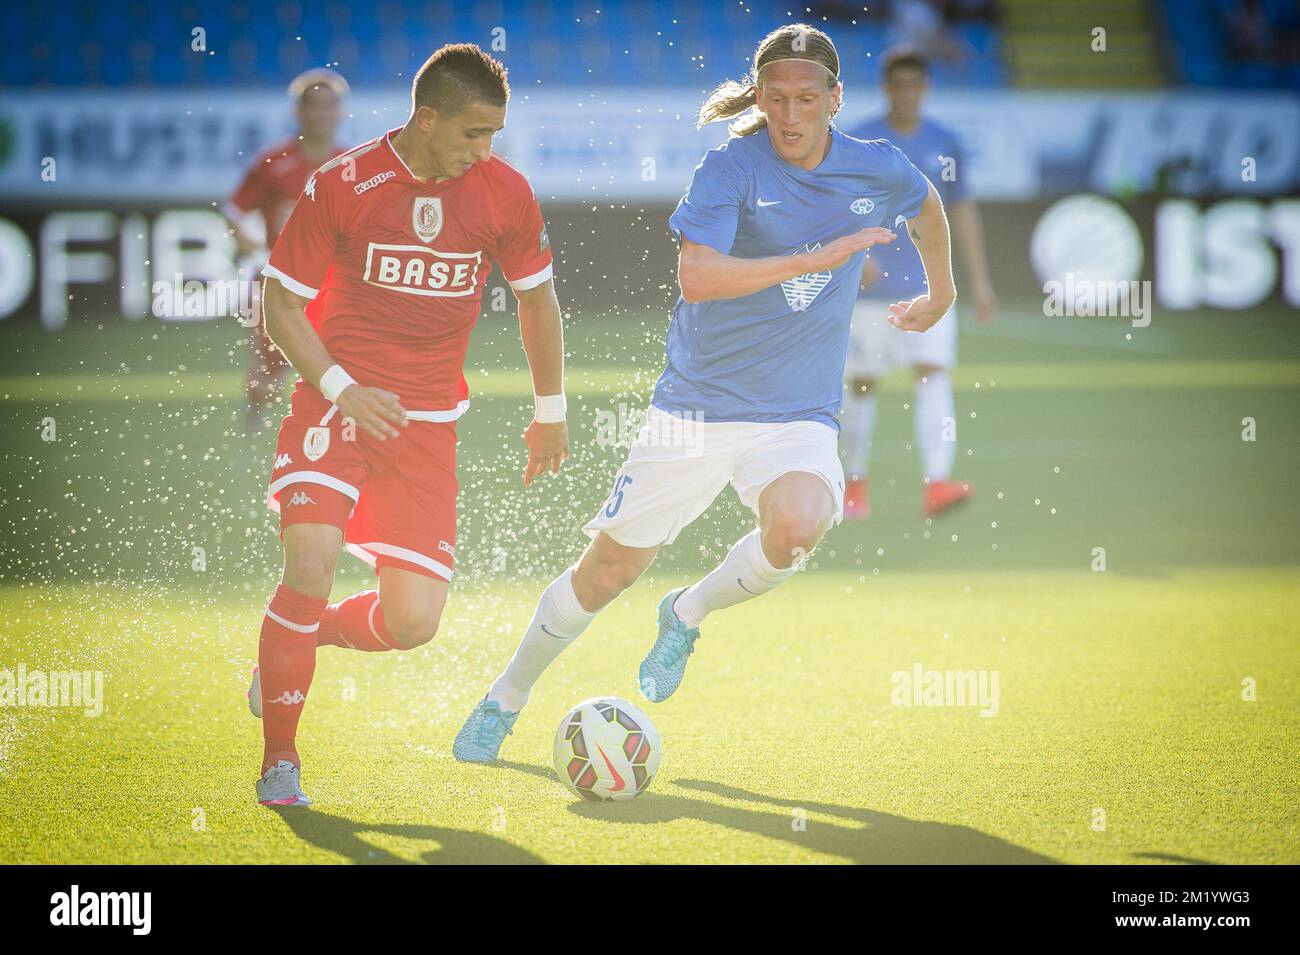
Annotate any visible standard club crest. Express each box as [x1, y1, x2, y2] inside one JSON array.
[[412, 196, 443, 243], [303, 426, 330, 462]]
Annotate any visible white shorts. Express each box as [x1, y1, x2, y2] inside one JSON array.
[[582, 405, 845, 548], [845, 299, 958, 380]]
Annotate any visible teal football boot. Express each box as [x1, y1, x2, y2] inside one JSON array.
[[452, 698, 519, 763], [637, 588, 701, 703]]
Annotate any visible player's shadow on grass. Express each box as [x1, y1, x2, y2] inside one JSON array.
[[663, 779, 1060, 864], [1132, 852, 1217, 865], [274, 808, 543, 865], [550, 767, 1061, 864], [498, 761, 1056, 863]]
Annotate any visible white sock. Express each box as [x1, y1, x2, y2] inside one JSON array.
[[488, 567, 595, 712], [840, 387, 876, 482], [673, 529, 798, 628], [915, 370, 955, 482]]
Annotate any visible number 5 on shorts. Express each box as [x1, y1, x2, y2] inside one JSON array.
[[603, 474, 634, 518]]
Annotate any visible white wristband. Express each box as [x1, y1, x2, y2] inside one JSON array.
[[319, 364, 357, 404], [534, 393, 566, 423]]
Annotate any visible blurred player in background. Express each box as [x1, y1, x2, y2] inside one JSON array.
[[222, 68, 349, 434], [246, 45, 567, 807], [453, 24, 954, 763], [843, 48, 996, 519]]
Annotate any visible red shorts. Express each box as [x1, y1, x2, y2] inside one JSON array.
[[268, 381, 459, 580]]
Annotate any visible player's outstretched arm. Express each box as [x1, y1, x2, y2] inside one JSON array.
[[262, 276, 407, 440], [889, 182, 957, 333], [677, 230, 896, 304], [515, 279, 569, 486]]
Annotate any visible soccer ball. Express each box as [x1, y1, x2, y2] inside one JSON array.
[[552, 696, 661, 801]]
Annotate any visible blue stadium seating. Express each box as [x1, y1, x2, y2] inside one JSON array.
[[1161, 0, 1300, 89], [2, 0, 1009, 89]]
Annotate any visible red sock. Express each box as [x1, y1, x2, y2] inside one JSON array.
[[259, 583, 327, 773], [316, 590, 399, 652]]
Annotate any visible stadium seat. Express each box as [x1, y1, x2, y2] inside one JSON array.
[[4, 0, 1019, 89]]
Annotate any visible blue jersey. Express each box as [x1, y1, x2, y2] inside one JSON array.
[[850, 116, 968, 302], [652, 126, 930, 430]]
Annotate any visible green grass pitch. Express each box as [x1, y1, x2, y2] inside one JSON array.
[[0, 304, 1297, 864]]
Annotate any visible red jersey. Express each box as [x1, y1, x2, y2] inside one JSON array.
[[263, 128, 553, 414], [226, 139, 345, 249]]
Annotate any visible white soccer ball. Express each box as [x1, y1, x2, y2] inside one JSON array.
[[552, 696, 661, 801]]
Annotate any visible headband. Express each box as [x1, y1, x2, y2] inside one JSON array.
[[756, 56, 841, 82]]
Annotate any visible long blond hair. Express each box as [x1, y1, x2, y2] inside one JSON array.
[[697, 24, 841, 135]]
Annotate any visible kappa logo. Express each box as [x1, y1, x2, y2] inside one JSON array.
[[851, 196, 876, 215], [266, 689, 306, 705], [274, 453, 292, 469], [354, 170, 396, 195], [286, 491, 316, 507], [438, 540, 455, 555], [303, 426, 330, 462], [412, 196, 444, 242], [780, 242, 833, 311], [304, 175, 317, 202]]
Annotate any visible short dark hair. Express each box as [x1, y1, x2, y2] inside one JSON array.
[[882, 46, 929, 79], [411, 44, 509, 117]]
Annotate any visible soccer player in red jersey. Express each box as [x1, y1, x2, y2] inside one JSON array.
[[223, 69, 349, 434], [247, 45, 569, 807]]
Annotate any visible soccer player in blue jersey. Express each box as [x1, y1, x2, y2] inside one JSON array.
[[842, 47, 997, 520], [454, 24, 958, 761]]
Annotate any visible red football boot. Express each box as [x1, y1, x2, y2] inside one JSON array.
[[923, 479, 972, 517], [844, 477, 870, 520]]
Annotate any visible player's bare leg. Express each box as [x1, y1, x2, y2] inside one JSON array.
[[454, 534, 657, 763], [842, 375, 877, 519], [570, 532, 659, 612], [913, 362, 971, 517], [375, 565, 450, 648], [641, 471, 835, 701], [493, 533, 657, 709], [250, 522, 341, 715], [254, 521, 340, 807], [254, 547, 449, 786], [756, 470, 837, 567], [306, 559, 450, 655]]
